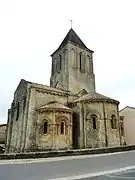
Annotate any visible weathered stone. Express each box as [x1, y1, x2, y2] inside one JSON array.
[[5, 28, 125, 153]]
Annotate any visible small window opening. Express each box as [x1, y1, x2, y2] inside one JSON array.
[[60, 121, 65, 134], [91, 115, 97, 129], [59, 54, 62, 70], [44, 121, 48, 134], [16, 102, 19, 121], [79, 52, 82, 70], [111, 115, 117, 129]]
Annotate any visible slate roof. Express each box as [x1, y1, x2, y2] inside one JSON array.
[[73, 92, 119, 104], [51, 28, 93, 56], [37, 101, 72, 112]]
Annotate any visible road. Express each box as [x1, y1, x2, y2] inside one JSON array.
[[81, 169, 135, 179], [0, 150, 135, 180]]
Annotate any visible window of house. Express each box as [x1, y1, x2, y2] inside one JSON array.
[[91, 114, 97, 129], [60, 121, 65, 134], [111, 115, 117, 129], [44, 121, 48, 134], [16, 102, 20, 121]]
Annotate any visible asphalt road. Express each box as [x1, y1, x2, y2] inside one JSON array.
[[82, 169, 135, 179], [0, 150, 135, 180]]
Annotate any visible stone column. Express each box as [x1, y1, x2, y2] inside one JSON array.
[[103, 102, 108, 147], [117, 105, 122, 146], [23, 87, 37, 152], [79, 104, 84, 149], [83, 104, 87, 148]]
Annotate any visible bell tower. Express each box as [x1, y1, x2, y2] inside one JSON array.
[[50, 28, 96, 93]]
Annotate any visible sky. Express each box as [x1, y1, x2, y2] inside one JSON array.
[[0, 0, 135, 124]]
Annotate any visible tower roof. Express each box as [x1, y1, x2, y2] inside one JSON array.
[[59, 28, 87, 49], [51, 28, 93, 56]]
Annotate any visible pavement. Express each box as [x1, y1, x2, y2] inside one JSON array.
[[0, 150, 135, 180]]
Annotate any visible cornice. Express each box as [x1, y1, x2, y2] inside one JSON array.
[[34, 87, 68, 97], [36, 108, 72, 114], [71, 99, 119, 105]]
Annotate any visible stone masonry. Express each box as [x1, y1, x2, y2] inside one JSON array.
[[5, 28, 125, 153]]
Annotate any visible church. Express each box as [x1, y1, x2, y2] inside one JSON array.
[[5, 28, 125, 153]]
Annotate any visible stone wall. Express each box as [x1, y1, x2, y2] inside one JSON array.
[[50, 42, 95, 94], [105, 102, 121, 146], [36, 110, 72, 150], [1, 145, 135, 159], [19, 83, 74, 152], [72, 101, 121, 149], [6, 80, 29, 153], [0, 124, 6, 144], [6, 79, 76, 153], [120, 107, 135, 145], [68, 43, 95, 93], [50, 44, 69, 90], [6, 79, 123, 153]]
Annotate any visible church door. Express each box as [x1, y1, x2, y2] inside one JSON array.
[[72, 113, 79, 149]]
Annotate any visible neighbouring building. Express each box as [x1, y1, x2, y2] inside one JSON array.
[[0, 124, 7, 152], [5, 28, 125, 153], [120, 106, 135, 145]]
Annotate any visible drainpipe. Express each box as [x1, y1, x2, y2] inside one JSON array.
[[103, 101, 108, 147]]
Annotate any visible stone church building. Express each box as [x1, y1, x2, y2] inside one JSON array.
[[5, 28, 125, 153]]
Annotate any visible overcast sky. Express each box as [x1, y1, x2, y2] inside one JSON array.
[[0, 0, 135, 124]]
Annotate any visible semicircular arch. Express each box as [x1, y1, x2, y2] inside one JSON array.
[[86, 110, 101, 120], [107, 110, 117, 119], [56, 116, 69, 125], [41, 116, 52, 124]]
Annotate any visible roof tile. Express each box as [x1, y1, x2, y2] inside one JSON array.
[[73, 92, 119, 104]]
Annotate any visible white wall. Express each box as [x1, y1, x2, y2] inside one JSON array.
[[120, 107, 135, 145]]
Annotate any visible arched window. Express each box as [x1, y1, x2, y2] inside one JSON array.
[[60, 121, 65, 134], [71, 48, 75, 66], [79, 52, 85, 71], [64, 49, 67, 61], [91, 114, 97, 129], [111, 115, 117, 129], [59, 54, 62, 70], [16, 102, 20, 121], [52, 58, 57, 75], [63, 49, 67, 70], [79, 52, 82, 71], [44, 121, 48, 134], [87, 55, 93, 73], [87, 55, 90, 72]]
